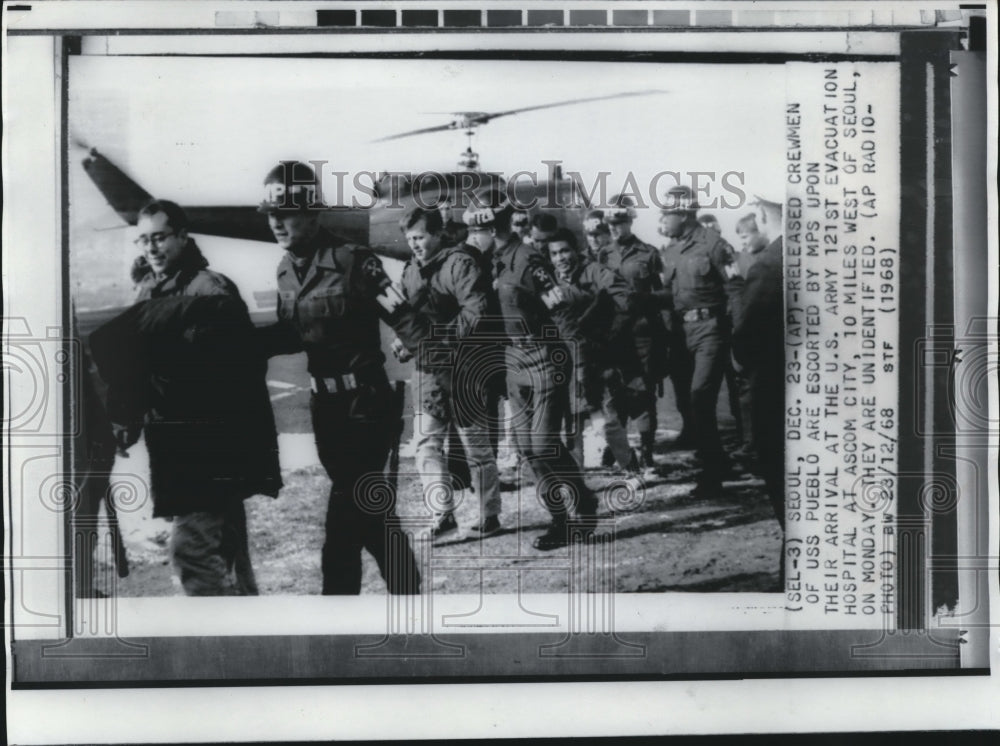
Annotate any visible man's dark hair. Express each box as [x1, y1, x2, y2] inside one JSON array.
[[735, 213, 759, 233], [547, 227, 579, 252], [138, 199, 189, 232], [531, 213, 559, 233], [401, 206, 445, 236]]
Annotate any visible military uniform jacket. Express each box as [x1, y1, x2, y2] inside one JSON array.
[[604, 233, 670, 324], [603, 233, 670, 377], [550, 260, 633, 366], [660, 224, 744, 320], [260, 231, 389, 381], [398, 243, 489, 372], [492, 234, 561, 348]]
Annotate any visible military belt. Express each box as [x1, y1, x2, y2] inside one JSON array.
[[509, 336, 544, 350], [682, 307, 720, 323], [311, 373, 359, 395]]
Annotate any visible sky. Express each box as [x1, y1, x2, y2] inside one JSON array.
[[68, 55, 786, 310]]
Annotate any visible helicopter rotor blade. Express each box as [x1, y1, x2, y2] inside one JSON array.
[[370, 122, 458, 143], [484, 90, 666, 121], [372, 90, 665, 144]]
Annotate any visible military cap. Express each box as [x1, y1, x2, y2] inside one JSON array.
[[462, 186, 511, 227], [660, 185, 700, 215], [258, 161, 325, 213], [605, 194, 638, 224]]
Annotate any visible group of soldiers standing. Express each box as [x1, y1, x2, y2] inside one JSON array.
[[90, 160, 785, 597]]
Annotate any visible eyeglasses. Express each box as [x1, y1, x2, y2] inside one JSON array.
[[511, 220, 529, 228], [134, 231, 175, 248]]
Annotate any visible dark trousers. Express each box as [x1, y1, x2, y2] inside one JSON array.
[[671, 317, 729, 481], [628, 336, 659, 449], [724, 361, 743, 444], [749, 368, 784, 530], [669, 353, 694, 438], [311, 389, 421, 595], [506, 350, 592, 521], [621, 380, 657, 450]]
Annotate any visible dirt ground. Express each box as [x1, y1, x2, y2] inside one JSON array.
[[95, 353, 783, 597]]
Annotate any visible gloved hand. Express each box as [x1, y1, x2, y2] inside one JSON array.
[[391, 336, 413, 363], [540, 286, 567, 310]]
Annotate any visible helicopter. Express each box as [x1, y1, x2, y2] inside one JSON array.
[[80, 89, 665, 266]]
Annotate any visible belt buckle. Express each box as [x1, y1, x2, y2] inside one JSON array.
[[685, 308, 711, 322], [314, 375, 354, 394]]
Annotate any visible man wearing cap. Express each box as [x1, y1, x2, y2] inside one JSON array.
[[464, 188, 595, 551], [256, 161, 422, 595], [391, 206, 502, 540], [659, 184, 744, 497], [733, 194, 785, 563], [582, 209, 612, 263], [697, 213, 723, 235], [603, 194, 671, 471]]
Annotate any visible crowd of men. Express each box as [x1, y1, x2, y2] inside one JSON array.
[[89, 161, 785, 597]]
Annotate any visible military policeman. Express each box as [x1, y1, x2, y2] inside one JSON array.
[[391, 206, 503, 539], [256, 161, 421, 595], [543, 228, 639, 475], [697, 213, 722, 235], [659, 185, 744, 496], [603, 194, 670, 470], [582, 209, 612, 263], [464, 188, 595, 551]]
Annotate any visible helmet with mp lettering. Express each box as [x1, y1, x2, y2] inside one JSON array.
[[462, 185, 512, 230], [258, 160, 326, 213], [660, 185, 700, 215], [605, 194, 638, 224]]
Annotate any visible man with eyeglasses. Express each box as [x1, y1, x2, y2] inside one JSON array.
[[91, 200, 282, 596]]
